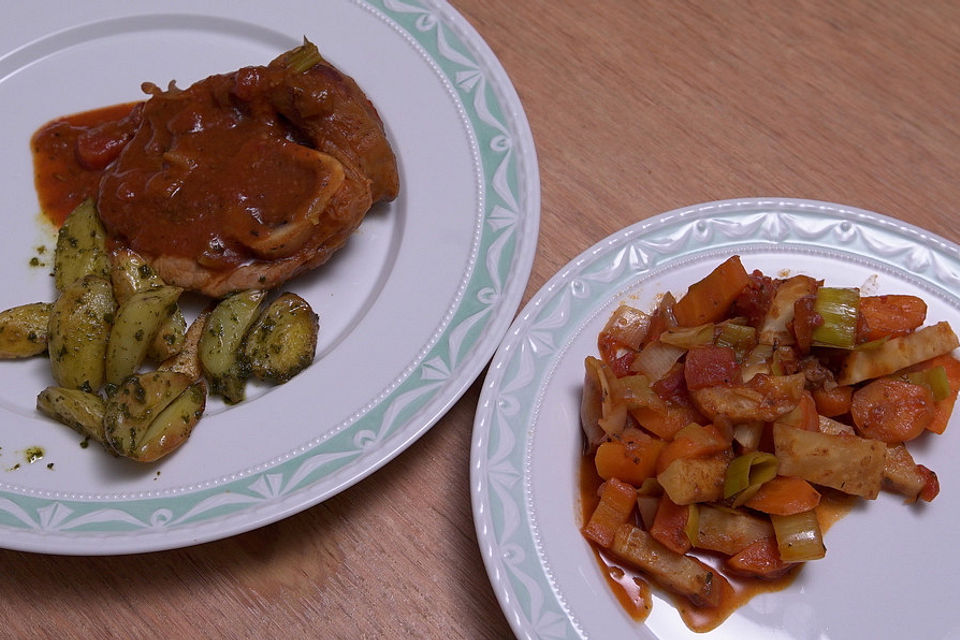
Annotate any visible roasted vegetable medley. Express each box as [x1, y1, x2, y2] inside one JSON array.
[[580, 255, 958, 630], [0, 200, 320, 463]]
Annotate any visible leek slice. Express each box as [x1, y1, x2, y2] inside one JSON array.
[[659, 324, 715, 349], [811, 287, 860, 349], [715, 322, 757, 360], [771, 510, 826, 562], [901, 365, 951, 401], [724, 451, 779, 506]]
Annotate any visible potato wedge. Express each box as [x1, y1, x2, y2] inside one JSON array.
[[109, 246, 187, 362], [0, 302, 52, 358], [104, 285, 183, 386], [47, 275, 116, 391], [158, 308, 211, 382], [199, 289, 266, 403], [243, 292, 319, 383], [133, 381, 206, 463], [103, 370, 202, 461], [54, 199, 111, 291], [36, 386, 106, 444]]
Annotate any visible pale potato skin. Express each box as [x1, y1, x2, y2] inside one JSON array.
[[104, 285, 183, 386], [0, 302, 52, 358], [53, 199, 111, 292], [109, 246, 187, 362], [199, 289, 266, 404], [36, 386, 106, 443], [103, 370, 194, 460], [243, 292, 319, 383], [47, 275, 116, 391]]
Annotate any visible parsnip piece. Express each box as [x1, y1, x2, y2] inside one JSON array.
[[199, 289, 266, 404], [696, 504, 774, 556], [243, 292, 318, 383], [53, 199, 111, 291], [104, 285, 183, 385], [773, 423, 886, 499], [657, 457, 728, 505], [47, 275, 116, 391], [36, 386, 106, 443], [838, 321, 959, 385], [610, 524, 726, 608], [0, 302, 52, 358]]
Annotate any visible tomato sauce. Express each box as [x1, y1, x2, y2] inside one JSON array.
[[31, 102, 141, 227]]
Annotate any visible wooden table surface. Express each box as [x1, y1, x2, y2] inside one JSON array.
[[3, 1, 959, 638]]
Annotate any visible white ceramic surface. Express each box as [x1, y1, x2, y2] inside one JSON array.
[[0, 0, 539, 554], [472, 198, 960, 640]]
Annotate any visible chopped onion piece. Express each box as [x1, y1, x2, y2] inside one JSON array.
[[632, 340, 685, 381]]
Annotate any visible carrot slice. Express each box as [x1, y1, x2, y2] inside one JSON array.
[[673, 256, 752, 327], [812, 385, 853, 418], [850, 378, 935, 443], [743, 475, 821, 515], [857, 294, 927, 342], [595, 437, 664, 486], [904, 353, 960, 434], [650, 495, 693, 554], [583, 478, 637, 548], [656, 423, 729, 475]]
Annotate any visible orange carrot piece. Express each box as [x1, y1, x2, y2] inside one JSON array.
[[726, 536, 795, 579], [673, 256, 752, 327], [650, 495, 692, 554], [857, 295, 927, 342], [655, 423, 729, 475], [743, 476, 821, 515], [812, 385, 853, 418], [630, 403, 702, 441], [774, 391, 819, 431], [595, 437, 664, 486], [583, 478, 638, 548], [904, 354, 960, 434], [850, 378, 935, 443]]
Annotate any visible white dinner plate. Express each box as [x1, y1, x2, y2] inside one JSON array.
[[0, 0, 539, 554], [472, 198, 960, 639]]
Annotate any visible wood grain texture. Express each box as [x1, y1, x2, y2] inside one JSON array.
[[2, 2, 958, 638]]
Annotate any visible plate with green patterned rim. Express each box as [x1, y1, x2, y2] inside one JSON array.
[[472, 198, 960, 639], [0, 0, 539, 554]]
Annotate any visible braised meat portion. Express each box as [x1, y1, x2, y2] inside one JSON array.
[[93, 41, 398, 297]]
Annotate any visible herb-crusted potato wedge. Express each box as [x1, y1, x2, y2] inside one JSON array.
[[54, 199, 111, 291], [36, 386, 106, 444], [0, 302, 52, 358], [109, 247, 187, 362], [47, 275, 116, 391], [199, 289, 266, 404], [105, 285, 183, 386], [158, 308, 212, 382], [103, 370, 204, 462], [244, 292, 319, 383]]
